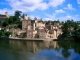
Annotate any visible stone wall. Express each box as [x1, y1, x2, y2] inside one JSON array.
[[22, 20, 27, 30], [26, 30, 33, 38]]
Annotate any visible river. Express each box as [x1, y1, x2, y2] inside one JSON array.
[[0, 39, 80, 60]]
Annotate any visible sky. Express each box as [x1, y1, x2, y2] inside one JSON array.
[[0, 0, 80, 21]]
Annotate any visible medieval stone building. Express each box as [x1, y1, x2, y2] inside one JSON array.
[[22, 14, 31, 31], [0, 12, 9, 22], [21, 14, 62, 39]]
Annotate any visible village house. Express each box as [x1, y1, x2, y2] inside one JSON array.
[[33, 17, 45, 30]]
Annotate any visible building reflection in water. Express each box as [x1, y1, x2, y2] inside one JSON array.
[[9, 40, 59, 53], [1, 40, 80, 60]]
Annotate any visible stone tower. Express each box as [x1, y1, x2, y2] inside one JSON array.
[[23, 14, 28, 20], [5, 12, 9, 18], [22, 14, 31, 31]]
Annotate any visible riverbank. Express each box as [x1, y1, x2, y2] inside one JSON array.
[[8, 37, 56, 41], [0, 37, 75, 41]]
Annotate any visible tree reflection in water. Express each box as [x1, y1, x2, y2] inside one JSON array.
[[62, 49, 70, 58], [58, 41, 80, 58]]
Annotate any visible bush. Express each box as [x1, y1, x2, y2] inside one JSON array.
[[5, 31, 12, 37]]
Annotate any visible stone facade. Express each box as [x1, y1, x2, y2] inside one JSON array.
[[37, 29, 47, 38], [34, 18, 45, 30], [0, 12, 9, 22], [22, 20, 27, 30], [21, 14, 62, 39], [22, 20, 31, 30], [22, 14, 31, 31], [23, 14, 29, 20], [46, 25, 53, 30], [26, 30, 33, 38]]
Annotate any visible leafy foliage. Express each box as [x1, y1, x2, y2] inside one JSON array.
[[0, 10, 22, 37], [0, 30, 5, 37], [2, 21, 8, 27], [2, 10, 22, 28], [72, 29, 80, 41], [5, 31, 12, 37], [59, 20, 79, 38]]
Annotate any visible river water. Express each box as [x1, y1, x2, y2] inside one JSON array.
[[0, 40, 80, 60]]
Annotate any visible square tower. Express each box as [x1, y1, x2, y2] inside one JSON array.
[[22, 20, 31, 31]]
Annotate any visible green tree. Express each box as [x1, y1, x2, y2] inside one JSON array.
[[59, 20, 79, 38], [8, 16, 13, 24], [0, 20, 1, 24], [2, 21, 8, 27], [0, 30, 5, 37], [72, 29, 80, 41], [17, 21, 22, 29], [61, 21, 70, 37], [45, 20, 51, 25], [74, 22, 79, 30], [14, 10, 22, 20], [0, 31, 2, 37], [5, 31, 12, 37], [0, 20, 2, 26], [13, 10, 22, 23]]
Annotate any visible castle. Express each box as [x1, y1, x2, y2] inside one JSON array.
[[0, 12, 62, 39], [12, 14, 62, 39]]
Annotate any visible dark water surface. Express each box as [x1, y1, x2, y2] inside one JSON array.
[[0, 39, 80, 60]]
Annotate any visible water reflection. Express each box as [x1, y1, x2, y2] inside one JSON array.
[[9, 40, 59, 53], [58, 41, 80, 58], [0, 40, 80, 60]]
